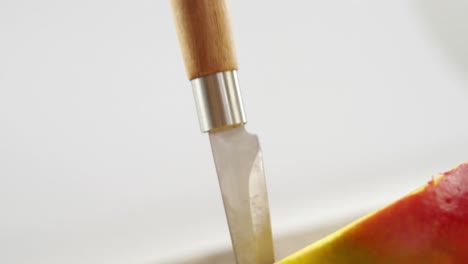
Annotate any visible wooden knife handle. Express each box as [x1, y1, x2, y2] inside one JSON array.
[[170, 0, 238, 80]]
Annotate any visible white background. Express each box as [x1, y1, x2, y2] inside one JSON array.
[[1, 0, 468, 263]]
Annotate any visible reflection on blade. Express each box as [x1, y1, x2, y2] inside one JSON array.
[[209, 126, 274, 264]]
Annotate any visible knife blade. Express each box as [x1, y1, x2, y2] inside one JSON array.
[[170, 0, 275, 263], [210, 126, 274, 264]]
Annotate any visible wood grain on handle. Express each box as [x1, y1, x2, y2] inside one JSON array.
[[170, 0, 238, 80]]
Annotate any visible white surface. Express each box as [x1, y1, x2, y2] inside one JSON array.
[[1, 1, 468, 263]]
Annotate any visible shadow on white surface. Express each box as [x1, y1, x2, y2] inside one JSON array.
[[414, 0, 468, 81], [159, 211, 365, 264]]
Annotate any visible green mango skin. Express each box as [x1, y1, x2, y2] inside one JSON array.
[[278, 162, 468, 264]]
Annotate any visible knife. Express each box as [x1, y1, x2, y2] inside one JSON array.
[[170, 0, 275, 263]]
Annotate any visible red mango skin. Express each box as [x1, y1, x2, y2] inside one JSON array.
[[278, 162, 468, 264]]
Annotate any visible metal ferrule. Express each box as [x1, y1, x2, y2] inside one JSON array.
[[191, 70, 247, 132]]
